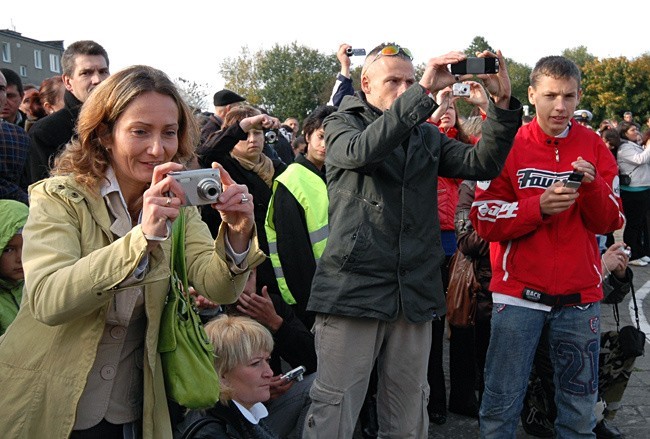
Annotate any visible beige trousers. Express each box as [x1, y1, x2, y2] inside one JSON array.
[[304, 313, 432, 439]]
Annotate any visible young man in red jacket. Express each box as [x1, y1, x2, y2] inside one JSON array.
[[470, 56, 624, 438]]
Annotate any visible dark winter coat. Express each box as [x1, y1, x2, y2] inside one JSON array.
[[307, 85, 522, 323]]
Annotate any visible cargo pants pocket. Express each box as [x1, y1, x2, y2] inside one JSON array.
[[304, 379, 347, 439]]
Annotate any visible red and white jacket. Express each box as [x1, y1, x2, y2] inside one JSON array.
[[470, 118, 625, 304]]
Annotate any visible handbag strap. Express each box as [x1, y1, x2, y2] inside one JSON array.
[[613, 280, 641, 332], [171, 208, 191, 302]]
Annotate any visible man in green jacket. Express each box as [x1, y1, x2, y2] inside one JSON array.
[[303, 42, 523, 438]]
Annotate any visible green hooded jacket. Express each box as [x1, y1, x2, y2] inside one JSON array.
[[0, 199, 28, 335]]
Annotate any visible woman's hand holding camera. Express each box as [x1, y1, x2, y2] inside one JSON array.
[[269, 375, 294, 400], [465, 80, 489, 113], [209, 162, 255, 253], [141, 162, 187, 246]]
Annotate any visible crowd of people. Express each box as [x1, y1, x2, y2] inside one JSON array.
[[0, 37, 646, 439]]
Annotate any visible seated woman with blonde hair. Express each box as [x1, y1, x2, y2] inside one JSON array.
[[176, 314, 279, 438]]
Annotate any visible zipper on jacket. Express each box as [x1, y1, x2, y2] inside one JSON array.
[[554, 147, 559, 163]]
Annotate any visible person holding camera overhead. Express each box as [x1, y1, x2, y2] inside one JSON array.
[[470, 56, 624, 438], [0, 65, 266, 438], [303, 42, 522, 438], [197, 105, 286, 296]]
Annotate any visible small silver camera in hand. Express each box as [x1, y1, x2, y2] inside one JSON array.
[[452, 82, 471, 97], [168, 168, 222, 206], [281, 365, 306, 382], [621, 245, 632, 257]]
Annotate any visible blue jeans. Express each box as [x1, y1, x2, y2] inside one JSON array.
[[480, 302, 601, 439]]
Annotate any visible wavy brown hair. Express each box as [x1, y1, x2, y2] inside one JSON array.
[[53, 65, 199, 191]]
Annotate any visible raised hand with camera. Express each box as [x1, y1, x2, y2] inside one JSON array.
[[429, 81, 489, 126], [473, 49, 511, 108], [418, 50, 467, 98], [239, 113, 281, 133]]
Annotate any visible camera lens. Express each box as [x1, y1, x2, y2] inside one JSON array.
[[197, 178, 222, 202], [265, 131, 277, 144]]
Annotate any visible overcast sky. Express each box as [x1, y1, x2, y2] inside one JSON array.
[[4, 0, 649, 108]]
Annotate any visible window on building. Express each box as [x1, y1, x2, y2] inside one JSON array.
[[1, 42, 11, 62], [19, 65, 27, 77], [34, 50, 42, 69], [49, 54, 61, 73]]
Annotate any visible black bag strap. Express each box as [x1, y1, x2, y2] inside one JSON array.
[[613, 280, 641, 332]]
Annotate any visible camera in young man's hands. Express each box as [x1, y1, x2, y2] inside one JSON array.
[[452, 82, 471, 97], [168, 168, 222, 206], [621, 245, 632, 257]]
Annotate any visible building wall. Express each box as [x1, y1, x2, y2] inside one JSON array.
[[1, 29, 64, 89]]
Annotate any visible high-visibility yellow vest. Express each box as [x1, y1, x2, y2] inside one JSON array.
[[265, 163, 329, 305]]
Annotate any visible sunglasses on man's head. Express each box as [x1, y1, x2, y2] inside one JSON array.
[[373, 45, 413, 60], [364, 44, 413, 72]]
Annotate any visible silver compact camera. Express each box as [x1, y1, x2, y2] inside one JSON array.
[[452, 82, 471, 97], [621, 245, 631, 257], [168, 168, 222, 206], [281, 365, 306, 382]]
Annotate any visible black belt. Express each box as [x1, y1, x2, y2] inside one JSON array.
[[522, 287, 582, 307]]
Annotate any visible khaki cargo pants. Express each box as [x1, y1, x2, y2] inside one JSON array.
[[304, 313, 431, 438]]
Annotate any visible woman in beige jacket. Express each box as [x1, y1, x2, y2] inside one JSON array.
[[0, 65, 265, 439]]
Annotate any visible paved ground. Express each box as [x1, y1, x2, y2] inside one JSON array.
[[430, 235, 650, 438], [429, 265, 650, 438], [355, 233, 650, 438]]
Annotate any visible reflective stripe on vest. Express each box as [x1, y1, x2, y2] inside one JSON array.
[[265, 163, 328, 305]]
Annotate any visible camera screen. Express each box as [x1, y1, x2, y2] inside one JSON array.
[[450, 58, 499, 75]]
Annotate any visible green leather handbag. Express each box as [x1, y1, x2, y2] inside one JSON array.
[[158, 208, 220, 409]]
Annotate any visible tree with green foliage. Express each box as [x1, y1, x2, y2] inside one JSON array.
[[220, 42, 338, 122], [219, 46, 263, 106], [464, 36, 495, 56], [506, 59, 532, 109], [580, 54, 650, 124], [256, 42, 338, 120], [562, 46, 596, 69]]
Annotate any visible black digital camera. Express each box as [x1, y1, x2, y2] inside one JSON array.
[[450, 57, 499, 75], [265, 130, 278, 144], [346, 48, 366, 57]]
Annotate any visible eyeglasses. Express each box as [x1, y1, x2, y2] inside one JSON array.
[[364, 44, 413, 72]]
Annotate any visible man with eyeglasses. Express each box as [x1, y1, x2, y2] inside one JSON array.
[[303, 42, 522, 438]]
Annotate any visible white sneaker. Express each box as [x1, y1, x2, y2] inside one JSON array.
[[641, 256, 650, 263], [629, 259, 649, 266]]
